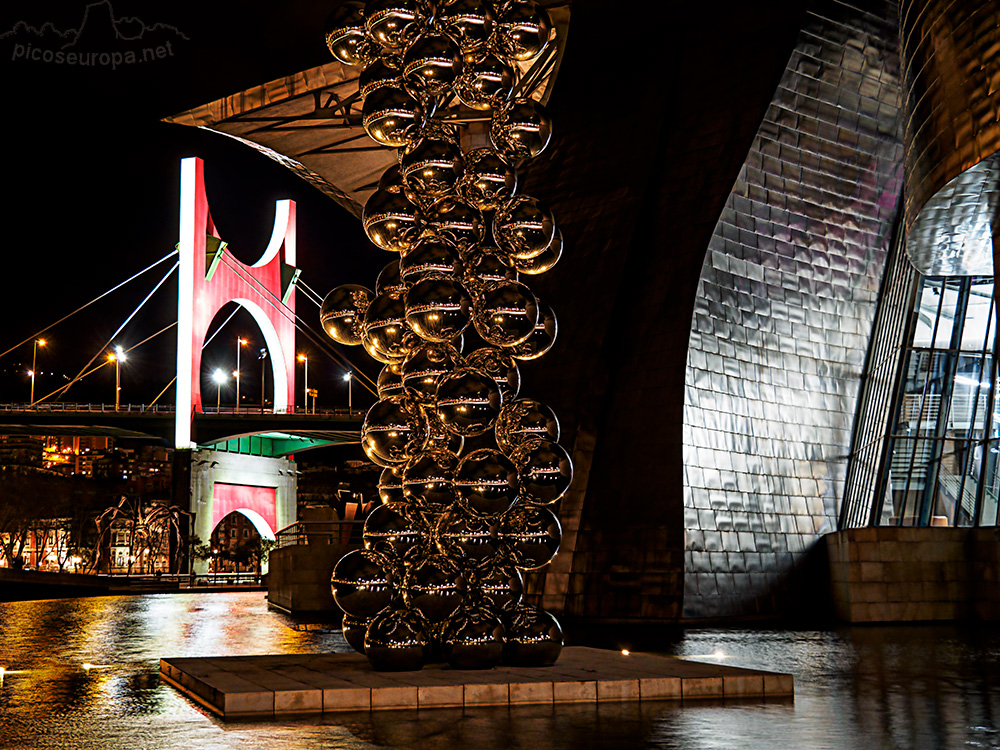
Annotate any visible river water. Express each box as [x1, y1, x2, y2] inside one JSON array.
[[0, 592, 998, 749]]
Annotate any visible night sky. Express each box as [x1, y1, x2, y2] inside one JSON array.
[[0, 0, 380, 410]]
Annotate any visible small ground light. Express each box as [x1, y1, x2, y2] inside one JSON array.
[[713, 650, 726, 659], [621, 649, 630, 656]]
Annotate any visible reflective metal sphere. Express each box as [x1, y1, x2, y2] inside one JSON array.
[[495, 398, 560, 454], [443, 609, 504, 669], [423, 199, 483, 251], [377, 361, 404, 398], [472, 279, 539, 347], [510, 297, 557, 360], [458, 148, 518, 211], [493, 195, 555, 260], [466, 347, 520, 402], [378, 465, 406, 508], [363, 188, 421, 253], [363, 292, 412, 363], [436, 507, 501, 565], [400, 136, 465, 201], [455, 52, 515, 111], [404, 555, 466, 622], [342, 613, 370, 654], [324, 2, 373, 66], [491, 99, 552, 163], [514, 438, 573, 506], [470, 562, 523, 613], [424, 405, 466, 456], [435, 367, 503, 436], [493, 1, 552, 62], [502, 604, 562, 667], [401, 341, 463, 402], [364, 0, 425, 51], [320, 284, 373, 346], [360, 56, 402, 99], [455, 447, 519, 517], [440, 0, 495, 52], [361, 394, 427, 466], [376, 258, 407, 297], [513, 227, 562, 275], [364, 608, 430, 671], [332, 548, 393, 618], [461, 244, 518, 298], [402, 448, 459, 512], [363, 503, 426, 557], [500, 505, 561, 570], [399, 237, 462, 284], [362, 85, 424, 148], [405, 274, 472, 343], [402, 32, 463, 98]]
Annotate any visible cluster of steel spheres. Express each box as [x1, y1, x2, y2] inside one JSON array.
[[320, 0, 570, 672]]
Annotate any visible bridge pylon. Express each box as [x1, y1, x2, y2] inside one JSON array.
[[175, 156, 299, 449]]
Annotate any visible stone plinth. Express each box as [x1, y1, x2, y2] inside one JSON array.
[[159, 647, 793, 719]]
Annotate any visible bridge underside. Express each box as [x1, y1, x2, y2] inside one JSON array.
[[0, 411, 361, 457]]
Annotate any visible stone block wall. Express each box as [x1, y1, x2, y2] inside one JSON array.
[[826, 527, 1000, 622], [267, 543, 354, 615]]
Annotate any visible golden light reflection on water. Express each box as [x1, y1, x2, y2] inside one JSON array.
[[1, 596, 999, 749]]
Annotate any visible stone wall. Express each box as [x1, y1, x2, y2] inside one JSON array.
[[267, 543, 354, 615], [826, 527, 1000, 622]]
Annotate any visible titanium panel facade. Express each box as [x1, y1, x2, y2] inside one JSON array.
[[682, 0, 905, 617]]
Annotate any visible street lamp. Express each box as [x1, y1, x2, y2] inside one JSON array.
[[212, 368, 227, 411], [259, 348, 269, 413], [109, 345, 126, 411], [343, 371, 352, 411], [297, 354, 308, 414], [235, 337, 247, 412], [30, 338, 46, 405]]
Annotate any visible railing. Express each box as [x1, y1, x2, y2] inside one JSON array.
[[0, 403, 363, 417], [274, 520, 365, 549]]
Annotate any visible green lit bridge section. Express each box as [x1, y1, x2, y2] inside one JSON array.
[[201, 430, 358, 458]]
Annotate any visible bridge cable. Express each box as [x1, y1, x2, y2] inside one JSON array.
[[295, 279, 326, 307], [35, 322, 178, 405], [61, 262, 179, 398], [0, 249, 179, 361], [217, 255, 379, 396]]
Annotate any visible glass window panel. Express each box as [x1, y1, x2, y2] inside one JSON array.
[[962, 279, 995, 350], [912, 279, 943, 347], [949, 354, 989, 439], [979, 439, 1000, 526], [931, 439, 975, 527]]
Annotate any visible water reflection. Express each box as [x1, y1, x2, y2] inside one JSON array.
[[0, 594, 998, 749]]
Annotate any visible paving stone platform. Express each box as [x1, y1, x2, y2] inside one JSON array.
[[159, 647, 793, 719]]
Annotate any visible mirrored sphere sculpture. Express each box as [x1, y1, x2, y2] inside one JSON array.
[[362, 85, 424, 148], [443, 609, 505, 669], [435, 367, 503, 436], [490, 100, 552, 162], [473, 279, 539, 347], [323, 0, 566, 671], [502, 603, 563, 667], [325, 2, 372, 66], [320, 284, 373, 346], [493, 195, 555, 259], [362, 394, 427, 466], [364, 608, 430, 671], [493, 1, 551, 62], [332, 549, 393, 618], [363, 188, 422, 252], [455, 447, 519, 517]]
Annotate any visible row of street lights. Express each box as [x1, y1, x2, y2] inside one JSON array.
[[25, 334, 355, 413]]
